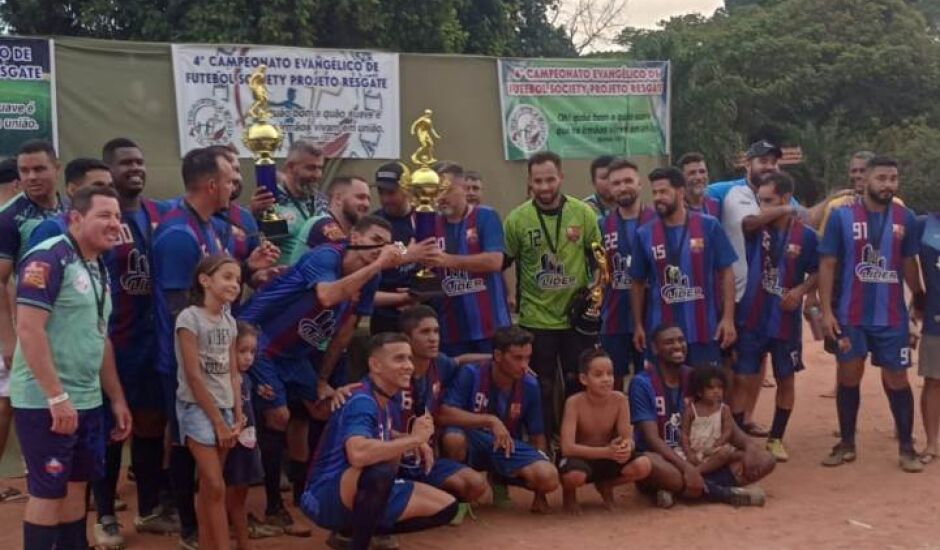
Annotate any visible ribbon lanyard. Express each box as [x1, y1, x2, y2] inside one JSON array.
[[867, 206, 893, 254], [767, 218, 794, 268], [534, 198, 566, 254], [66, 234, 107, 335], [663, 211, 690, 269], [286, 190, 312, 220]]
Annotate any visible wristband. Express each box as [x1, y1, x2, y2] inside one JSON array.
[[47, 392, 70, 406]]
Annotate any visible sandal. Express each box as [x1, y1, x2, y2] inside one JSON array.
[[743, 423, 769, 437], [247, 513, 284, 539], [0, 486, 25, 502], [919, 452, 938, 465]]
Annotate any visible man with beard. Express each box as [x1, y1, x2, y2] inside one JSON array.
[[289, 175, 372, 264], [818, 156, 924, 473], [503, 151, 601, 442], [678, 152, 720, 219], [27, 158, 114, 248], [628, 325, 774, 508], [598, 158, 656, 390], [429, 162, 510, 356], [250, 140, 328, 265], [630, 167, 737, 369], [583, 155, 616, 218]]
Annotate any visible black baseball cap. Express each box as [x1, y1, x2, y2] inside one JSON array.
[[745, 140, 782, 160], [0, 158, 17, 185], [374, 162, 404, 190]]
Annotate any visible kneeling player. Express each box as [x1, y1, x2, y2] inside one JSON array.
[[301, 334, 458, 549], [558, 349, 652, 514], [629, 325, 775, 508], [437, 326, 559, 513], [396, 306, 487, 511]]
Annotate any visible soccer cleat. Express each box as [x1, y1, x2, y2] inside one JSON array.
[[899, 453, 925, 473], [134, 508, 181, 535], [94, 515, 125, 550], [821, 443, 856, 467], [449, 502, 477, 526], [491, 481, 512, 509], [728, 486, 766, 507], [766, 438, 789, 462], [178, 534, 199, 550]]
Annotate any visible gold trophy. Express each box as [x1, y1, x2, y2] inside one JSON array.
[[401, 109, 450, 299], [242, 65, 288, 238], [569, 242, 610, 336]]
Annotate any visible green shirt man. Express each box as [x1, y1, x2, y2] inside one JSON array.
[[11, 235, 112, 410], [504, 195, 600, 330]]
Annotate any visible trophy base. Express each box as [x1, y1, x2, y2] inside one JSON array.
[[408, 276, 444, 301], [260, 218, 289, 240]]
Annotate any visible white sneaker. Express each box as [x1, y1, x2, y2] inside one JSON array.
[[94, 515, 126, 550]]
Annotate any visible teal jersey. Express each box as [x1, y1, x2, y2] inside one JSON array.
[[270, 184, 328, 266], [11, 235, 112, 410], [0, 193, 64, 264]]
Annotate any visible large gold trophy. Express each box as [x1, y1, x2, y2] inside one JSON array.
[[401, 109, 450, 298], [243, 65, 288, 238]]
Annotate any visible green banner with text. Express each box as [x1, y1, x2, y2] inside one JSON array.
[[0, 37, 57, 157]]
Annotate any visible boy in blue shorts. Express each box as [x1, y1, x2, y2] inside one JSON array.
[[734, 173, 818, 462], [819, 156, 925, 472], [438, 326, 559, 513], [302, 333, 458, 550]]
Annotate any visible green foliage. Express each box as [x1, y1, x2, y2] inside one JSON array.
[[0, 0, 576, 57], [620, 0, 940, 211]]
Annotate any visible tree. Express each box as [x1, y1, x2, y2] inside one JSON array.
[[619, 0, 940, 205], [0, 0, 577, 57], [549, 0, 630, 54]]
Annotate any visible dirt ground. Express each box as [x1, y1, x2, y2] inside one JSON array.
[[0, 335, 939, 549]]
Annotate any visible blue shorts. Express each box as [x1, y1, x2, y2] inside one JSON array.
[[734, 332, 803, 379], [464, 428, 550, 480], [249, 355, 319, 410], [441, 339, 494, 357], [301, 475, 414, 532], [15, 407, 105, 499], [398, 457, 466, 488], [176, 401, 234, 446], [837, 325, 912, 371], [599, 333, 643, 376]]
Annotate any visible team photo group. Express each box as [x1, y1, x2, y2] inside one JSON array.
[[0, 120, 937, 550]]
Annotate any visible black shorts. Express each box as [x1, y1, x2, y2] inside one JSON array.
[[558, 457, 623, 483]]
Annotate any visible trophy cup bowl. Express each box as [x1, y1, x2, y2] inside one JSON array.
[[243, 66, 289, 239]]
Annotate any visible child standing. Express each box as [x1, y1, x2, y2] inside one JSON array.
[[175, 254, 243, 549], [680, 367, 736, 474]]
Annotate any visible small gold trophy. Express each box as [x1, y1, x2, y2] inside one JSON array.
[[402, 109, 450, 298], [569, 242, 609, 336], [243, 65, 288, 238]]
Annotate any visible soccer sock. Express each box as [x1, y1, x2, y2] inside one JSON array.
[[56, 517, 87, 549], [390, 500, 459, 533], [768, 407, 792, 440], [92, 442, 123, 521], [169, 445, 198, 538], [287, 459, 307, 507], [260, 427, 287, 515], [732, 412, 746, 429], [131, 435, 164, 516], [836, 384, 860, 447], [886, 386, 915, 454], [702, 480, 733, 503], [23, 522, 58, 550], [350, 462, 396, 550]]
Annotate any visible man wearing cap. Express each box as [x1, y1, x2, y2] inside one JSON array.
[[371, 163, 421, 334]]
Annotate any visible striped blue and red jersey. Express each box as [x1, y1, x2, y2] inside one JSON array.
[[442, 361, 543, 439], [238, 243, 378, 361], [819, 200, 917, 327], [391, 354, 461, 432], [152, 200, 231, 375], [216, 203, 260, 264], [433, 205, 511, 345], [598, 206, 655, 335], [737, 219, 818, 342], [687, 196, 721, 220], [629, 212, 737, 344]]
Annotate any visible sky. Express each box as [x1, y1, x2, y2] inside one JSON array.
[[626, 0, 724, 28]]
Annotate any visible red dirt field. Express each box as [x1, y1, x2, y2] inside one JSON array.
[[0, 335, 939, 549]]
